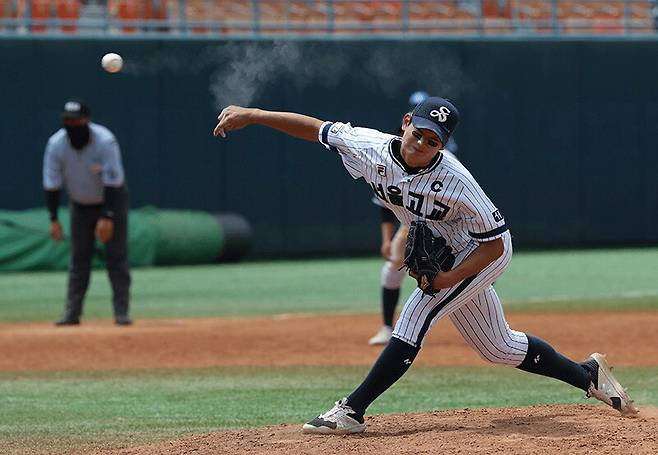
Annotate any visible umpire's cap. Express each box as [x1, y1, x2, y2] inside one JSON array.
[[61, 99, 91, 119], [411, 97, 459, 147]]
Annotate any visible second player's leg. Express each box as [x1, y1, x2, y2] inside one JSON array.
[[370, 225, 409, 345]]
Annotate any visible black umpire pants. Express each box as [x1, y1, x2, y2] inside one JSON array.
[[63, 189, 131, 320]]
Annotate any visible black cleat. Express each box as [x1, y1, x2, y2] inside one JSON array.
[[115, 315, 133, 326], [55, 317, 80, 326]]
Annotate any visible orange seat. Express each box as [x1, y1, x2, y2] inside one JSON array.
[[0, 0, 26, 22], [288, 0, 330, 34], [408, 1, 476, 35], [628, 1, 655, 33], [144, 0, 167, 20], [31, 0, 50, 32], [113, 0, 139, 33], [258, 0, 289, 34], [483, 0, 511, 18], [55, 0, 79, 32], [184, 0, 208, 34], [482, 0, 512, 34], [143, 0, 168, 31], [516, 0, 554, 33]]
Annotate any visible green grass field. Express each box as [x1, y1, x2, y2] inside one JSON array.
[[2, 366, 657, 453], [1, 248, 657, 453], [1, 247, 658, 322]]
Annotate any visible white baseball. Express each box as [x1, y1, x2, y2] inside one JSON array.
[[101, 53, 123, 73]]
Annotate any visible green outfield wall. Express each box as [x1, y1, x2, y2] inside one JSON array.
[[1, 37, 657, 256]]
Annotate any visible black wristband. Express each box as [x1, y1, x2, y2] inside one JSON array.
[[45, 190, 60, 221]]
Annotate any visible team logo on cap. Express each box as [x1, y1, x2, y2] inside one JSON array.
[[430, 106, 451, 122], [64, 101, 81, 112]]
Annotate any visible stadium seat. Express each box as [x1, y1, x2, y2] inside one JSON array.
[[257, 0, 289, 34], [110, 0, 139, 32], [408, 0, 477, 35], [108, 0, 169, 33], [184, 0, 209, 33], [55, 0, 79, 32], [516, 0, 553, 33], [8, 0, 654, 36], [0, 0, 26, 31], [143, 0, 168, 31], [590, 1, 624, 34], [288, 0, 330, 34], [221, 0, 253, 34], [184, 0, 254, 35], [30, 0, 50, 32], [332, 1, 377, 34], [482, 0, 513, 34], [629, 0, 655, 33]]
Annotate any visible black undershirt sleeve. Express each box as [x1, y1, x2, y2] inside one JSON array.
[[45, 190, 60, 221], [102, 186, 121, 219], [380, 206, 397, 224]]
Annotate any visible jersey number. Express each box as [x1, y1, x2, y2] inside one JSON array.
[[370, 182, 450, 221]]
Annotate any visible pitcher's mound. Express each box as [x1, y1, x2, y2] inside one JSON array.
[[113, 404, 658, 455]]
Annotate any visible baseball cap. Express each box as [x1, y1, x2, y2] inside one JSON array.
[[61, 99, 91, 119], [411, 97, 459, 147]]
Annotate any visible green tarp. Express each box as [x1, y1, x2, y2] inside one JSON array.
[[0, 207, 223, 271]]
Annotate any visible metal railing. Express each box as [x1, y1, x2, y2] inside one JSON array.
[[0, 0, 656, 36]]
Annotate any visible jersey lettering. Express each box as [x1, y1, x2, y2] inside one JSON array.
[[426, 200, 451, 221], [369, 181, 452, 220], [387, 185, 403, 206], [406, 191, 425, 216], [370, 182, 386, 201], [431, 181, 443, 192]]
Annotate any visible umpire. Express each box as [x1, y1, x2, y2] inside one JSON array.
[[43, 99, 132, 326]]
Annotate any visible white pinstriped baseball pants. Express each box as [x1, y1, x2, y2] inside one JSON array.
[[392, 231, 529, 366]]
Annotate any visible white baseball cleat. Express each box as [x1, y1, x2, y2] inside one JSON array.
[[584, 353, 639, 417], [368, 325, 393, 345], [302, 398, 366, 435]]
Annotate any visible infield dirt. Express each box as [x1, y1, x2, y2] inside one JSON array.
[[3, 312, 658, 454]]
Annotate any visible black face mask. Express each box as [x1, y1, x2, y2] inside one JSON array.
[[64, 124, 90, 149]]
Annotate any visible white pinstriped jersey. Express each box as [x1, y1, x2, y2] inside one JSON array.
[[319, 121, 508, 254]]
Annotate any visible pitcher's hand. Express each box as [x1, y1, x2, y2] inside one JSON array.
[[213, 106, 256, 138]]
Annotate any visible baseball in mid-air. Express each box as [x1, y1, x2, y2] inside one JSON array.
[[101, 53, 123, 73]]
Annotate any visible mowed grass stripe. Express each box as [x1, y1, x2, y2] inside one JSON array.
[[1, 365, 656, 453], [1, 247, 657, 322]]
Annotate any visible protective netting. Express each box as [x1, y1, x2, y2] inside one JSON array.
[[0, 207, 225, 271]]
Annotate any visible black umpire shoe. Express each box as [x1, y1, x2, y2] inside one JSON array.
[[55, 317, 80, 326], [115, 315, 133, 326]]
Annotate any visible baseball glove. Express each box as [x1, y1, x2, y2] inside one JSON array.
[[402, 221, 456, 296]]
